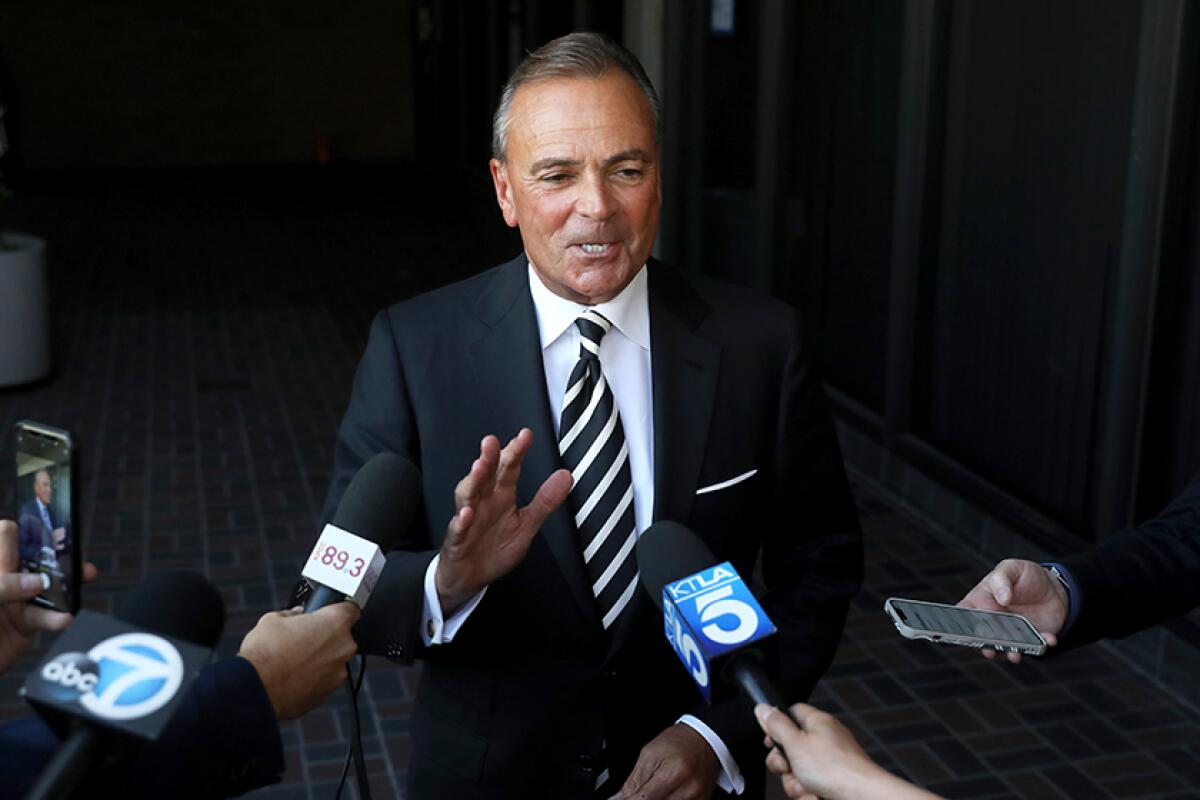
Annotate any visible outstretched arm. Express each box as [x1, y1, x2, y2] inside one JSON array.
[[756, 704, 942, 800]]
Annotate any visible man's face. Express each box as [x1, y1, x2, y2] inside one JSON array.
[[34, 472, 51, 504], [490, 71, 661, 305]]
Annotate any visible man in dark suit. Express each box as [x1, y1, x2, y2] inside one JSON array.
[[324, 33, 863, 799], [960, 469, 1200, 657], [18, 469, 68, 567]]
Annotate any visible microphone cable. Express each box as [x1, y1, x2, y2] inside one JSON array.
[[333, 653, 370, 800]]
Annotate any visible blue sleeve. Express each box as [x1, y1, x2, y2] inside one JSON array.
[[97, 655, 286, 798], [1056, 471, 1200, 647], [0, 714, 62, 797], [2, 656, 286, 799]]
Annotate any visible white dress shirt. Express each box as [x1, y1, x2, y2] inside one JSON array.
[[419, 263, 743, 794]]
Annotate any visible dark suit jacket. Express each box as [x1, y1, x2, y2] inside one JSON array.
[[18, 498, 68, 566], [325, 256, 863, 798], [0, 656, 283, 798], [1060, 471, 1200, 647]]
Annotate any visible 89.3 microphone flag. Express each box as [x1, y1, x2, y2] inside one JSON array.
[[297, 451, 421, 613]]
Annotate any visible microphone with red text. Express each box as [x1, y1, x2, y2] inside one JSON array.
[[23, 571, 225, 800], [299, 453, 421, 613], [637, 521, 786, 710], [296, 453, 420, 800]]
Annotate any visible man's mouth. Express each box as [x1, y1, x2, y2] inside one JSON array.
[[579, 243, 611, 255]]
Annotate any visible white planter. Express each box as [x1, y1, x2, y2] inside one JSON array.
[[0, 232, 51, 386]]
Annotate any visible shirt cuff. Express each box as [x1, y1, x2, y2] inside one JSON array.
[[1042, 561, 1081, 637], [421, 554, 487, 645], [677, 714, 744, 795]]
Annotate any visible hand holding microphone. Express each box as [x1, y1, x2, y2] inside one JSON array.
[[636, 522, 941, 800], [606, 522, 788, 800], [628, 521, 799, 798], [755, 703, 942, 800], [239, 603, 360, 721]]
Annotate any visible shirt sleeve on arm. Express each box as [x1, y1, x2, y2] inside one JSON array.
[[677, 714, 745, 795], [422, 553, 488, 645]]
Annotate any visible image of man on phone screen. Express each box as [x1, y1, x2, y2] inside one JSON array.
[[17, 469, 69, 570]]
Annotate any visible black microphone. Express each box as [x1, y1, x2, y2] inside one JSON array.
[[116, 570, 226, 647], [636, 521, 787, 709], [300, 452, 421, 613], [23, 571, 225, 800]]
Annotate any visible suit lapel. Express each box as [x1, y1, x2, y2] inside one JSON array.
[[606, 261, 720, 660], [465, 257, 602, 636], [648, 261, 720, 529]]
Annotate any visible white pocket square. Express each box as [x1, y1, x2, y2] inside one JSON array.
[[695, 469, 758, 495]]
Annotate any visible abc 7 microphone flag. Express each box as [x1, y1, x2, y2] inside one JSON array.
[[24, 611, 213, 740]]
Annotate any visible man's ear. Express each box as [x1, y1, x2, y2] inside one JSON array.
[[489, 159, 519, 228]]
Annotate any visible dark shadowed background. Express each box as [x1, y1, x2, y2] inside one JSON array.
[[1, 1, 1198, 797]]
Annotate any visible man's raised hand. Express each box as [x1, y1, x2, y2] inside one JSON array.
[[435, 428, 572, 614]]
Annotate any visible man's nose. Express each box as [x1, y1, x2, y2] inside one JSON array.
[[575, 173, 615, 220]]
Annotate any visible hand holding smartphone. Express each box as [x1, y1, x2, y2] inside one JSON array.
[[13, 421, 81, 614], [885, 597, 1047, 657]]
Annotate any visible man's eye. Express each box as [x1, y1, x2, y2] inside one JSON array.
[[615, 168, 644, 180], [541, 173, 570, 183]]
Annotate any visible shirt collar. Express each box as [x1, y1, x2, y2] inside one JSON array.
[[527, 262, 650, 351]]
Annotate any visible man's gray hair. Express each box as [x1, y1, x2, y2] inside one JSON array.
[[491, 32, 661, 161]]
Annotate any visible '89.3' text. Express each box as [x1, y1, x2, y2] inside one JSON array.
[[310, 544, 366, 577]]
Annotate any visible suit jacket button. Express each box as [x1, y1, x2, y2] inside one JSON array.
[[577, 754, 600, 773]]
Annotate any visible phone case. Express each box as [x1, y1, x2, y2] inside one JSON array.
[[884, 597, 1047, 656]]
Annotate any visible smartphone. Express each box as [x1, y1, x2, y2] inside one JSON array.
[[13, 421, 81, 613], [884, 597, 1047, 657]]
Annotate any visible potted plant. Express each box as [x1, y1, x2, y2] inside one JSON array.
[[0, 92, 51, 387]]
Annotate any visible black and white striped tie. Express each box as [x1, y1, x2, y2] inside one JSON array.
[[559, 310, 639, 633]]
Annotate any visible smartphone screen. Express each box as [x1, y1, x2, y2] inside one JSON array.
[[13, 421, 77, 613], [889, 598, 1044, 646]]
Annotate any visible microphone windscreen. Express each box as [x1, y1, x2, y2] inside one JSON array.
[[331, 452, 422, 552], [636, 520, 717, 610], [115, 570, 226, 648]]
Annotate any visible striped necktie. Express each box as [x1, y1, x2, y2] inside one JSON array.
[[558, 310, 639, 633]]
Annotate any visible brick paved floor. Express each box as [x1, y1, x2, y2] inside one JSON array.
[[1, 173, 1198, 799]]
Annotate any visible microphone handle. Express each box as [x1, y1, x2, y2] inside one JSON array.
[[727, 653, 803, 776], [303, 583, 345, 614], [25, 724, 99, 800], [727, 653, 786, 708]]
